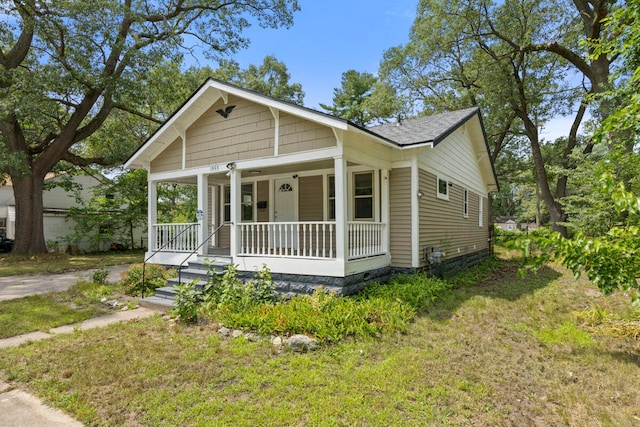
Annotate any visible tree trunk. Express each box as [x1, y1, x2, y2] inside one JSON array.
[[11, 173, 48, 254]]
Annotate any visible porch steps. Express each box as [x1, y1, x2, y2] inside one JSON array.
[[139, 256, 231, 311]]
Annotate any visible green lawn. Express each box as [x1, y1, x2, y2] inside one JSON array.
[[0, 251, 143, 277], [0, 255, 639, 426], [0, 281, 132, 338]]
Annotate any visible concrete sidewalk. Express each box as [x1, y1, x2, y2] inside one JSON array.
[[0, 265, 157, 426], [0, 265, 129, 301]]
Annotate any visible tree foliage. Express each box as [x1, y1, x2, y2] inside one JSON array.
[[0, 0, 299, 254], [319, 70, 400, 126], [516, 1, 640, 303], [212, 55, 304, 105], [379, 0, 623, 235]]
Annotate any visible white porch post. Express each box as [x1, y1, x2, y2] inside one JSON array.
[[197, 174, 209, 256], [334, 156, 348, 262], [381, 169, 390, 254], [148, 180, 158, 251], [229, 168, 241, 257]]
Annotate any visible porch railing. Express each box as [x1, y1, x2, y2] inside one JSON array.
[[239, 222, 336, 258], [348, 221, 385, 259], [238, 221, 386, 260], [153, 222, 200, 252]]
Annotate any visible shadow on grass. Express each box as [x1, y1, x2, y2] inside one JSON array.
[[422, 256, 562, 322]]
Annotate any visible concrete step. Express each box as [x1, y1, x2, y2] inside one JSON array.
[[139, 296, 174, 312]]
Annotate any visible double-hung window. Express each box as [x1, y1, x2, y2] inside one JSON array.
[[327, 175, 336, 220], [354, 172, 373, 220], [223, 184, 254, 222]]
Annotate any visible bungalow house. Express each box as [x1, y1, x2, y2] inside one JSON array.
[[125, 78, 498, 296]]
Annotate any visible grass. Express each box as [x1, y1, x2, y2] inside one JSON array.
[[0, 280, 133, 338], [0, 251, 639, 426], [0, 251, 143, 277]]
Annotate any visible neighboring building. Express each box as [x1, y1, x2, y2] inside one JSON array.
[[0, 173, 145, 252], [495, 216, 518, 231], [125, 78, 498, 295]]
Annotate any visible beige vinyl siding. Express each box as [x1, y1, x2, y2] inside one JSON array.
[[256, 180, 269, 222], [419, 169, 488, 264], [419, 125, 487, 195], [389, 167, 412, 268], [185, 96, 275, 168], [150, 137, 182, 173], [279, 112, 336, 155], [298, 175, 324, 221]]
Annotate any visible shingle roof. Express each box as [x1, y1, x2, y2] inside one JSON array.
[[366, 107, 479, 147]]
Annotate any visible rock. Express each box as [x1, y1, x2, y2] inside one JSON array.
[[244, 332, 260, 342], [100, 297, 107, 303], [286, 334, 319, 352], [231, 329, 243, 339], [218, 327, 231, 337], [271, 336, 283, 347]]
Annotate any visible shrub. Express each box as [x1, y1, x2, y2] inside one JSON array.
[[119, 263, 176, 296], [92, 266, 110, 284], [210, 287, 415, 343], [359, 273, 452, 313], [171, 281, 200, 324], [200, 263, 278, 314]]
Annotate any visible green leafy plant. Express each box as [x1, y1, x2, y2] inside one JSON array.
[[119, 263, 176, 296], [92, 267, 110, 284], [513, 174, 640, 305], [171, 281, 200, 324]]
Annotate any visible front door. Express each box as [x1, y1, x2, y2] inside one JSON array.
[[274, 178, 296, 222], [273, 178, 297, 250]]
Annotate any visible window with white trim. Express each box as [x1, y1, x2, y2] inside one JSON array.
[[327, 175, 335, 220], [223, 186, 231, 222], [479, 196, 484, 227], [353, 172, 373, 220], [463, 189, 469, 218], [241, 183, 254, 221], [437, 177, 449, 200], [223, 184, 254, 222]]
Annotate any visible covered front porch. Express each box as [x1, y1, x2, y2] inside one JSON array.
[[145, 155, 391, 278]]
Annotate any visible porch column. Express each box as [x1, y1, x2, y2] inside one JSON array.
[[381, 169, 390, 254], [197, 173, 209, 256], [148, 180, 158, 251], [334, 156, 348, 262], [229, 168, 241, 257]]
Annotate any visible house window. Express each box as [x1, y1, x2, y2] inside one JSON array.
[[327, 175, 335, 220], [223, 186, 231, 222], [0, 218, 5, 237], [354, 172, 373, 220], [463, 189, 469, 218], [241, 183, 254, 221], [437, 177, 449, 200], [479, 196, 484, 227], [223, 184, 255, 221]]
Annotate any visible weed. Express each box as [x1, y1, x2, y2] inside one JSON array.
[[91, 266, 109, 284], [119, 263, 176, 296], [172, 281, 200, 324]]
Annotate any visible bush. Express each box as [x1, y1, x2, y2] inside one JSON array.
[[359, 273, 452, 313], [92, 266, 110, 284], [119, 263, 176, 296], [172, 281, 200, 324], [212, 287, 416, 343]]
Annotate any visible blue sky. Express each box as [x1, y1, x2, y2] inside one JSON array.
[[214, 0, 418, 110], [192, 0, 574, 140]]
